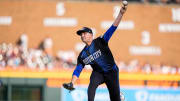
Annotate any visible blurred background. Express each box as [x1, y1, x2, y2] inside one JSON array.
[[0, 0, 180, 101]]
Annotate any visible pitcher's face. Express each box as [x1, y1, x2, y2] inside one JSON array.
[[80, 32, 93, 44]]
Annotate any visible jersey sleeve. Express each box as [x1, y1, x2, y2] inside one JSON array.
[[72, 55, 85, 78], [103, 25, 117, 43]]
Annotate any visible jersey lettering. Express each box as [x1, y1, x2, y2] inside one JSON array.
[[83, 50, 102, 64]]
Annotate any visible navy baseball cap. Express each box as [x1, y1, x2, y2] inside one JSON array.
[[76, 27, 93, 36]]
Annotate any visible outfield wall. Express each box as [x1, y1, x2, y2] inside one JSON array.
[[1, 77, 180, 101], [62, 86, 180, 101]]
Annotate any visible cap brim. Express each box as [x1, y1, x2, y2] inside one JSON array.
[[76, 30, 85, 36]]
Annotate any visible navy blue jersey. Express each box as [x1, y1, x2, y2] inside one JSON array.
[[73, 25, 118, 77]]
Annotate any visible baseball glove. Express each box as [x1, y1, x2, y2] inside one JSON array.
[[63, 82, 75, 91]]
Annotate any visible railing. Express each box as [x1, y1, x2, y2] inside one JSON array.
[[1, 66, 180, 87]]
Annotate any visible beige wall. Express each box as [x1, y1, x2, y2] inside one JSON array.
[[0, 1, 180, 66]]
